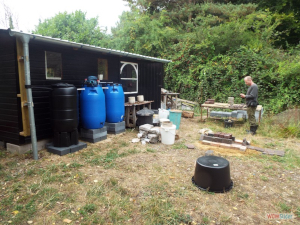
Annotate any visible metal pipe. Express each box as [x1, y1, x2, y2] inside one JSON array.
[[19, 34, 38, 160]]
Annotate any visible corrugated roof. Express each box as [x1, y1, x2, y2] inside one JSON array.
[[3, 28, 171, 63]]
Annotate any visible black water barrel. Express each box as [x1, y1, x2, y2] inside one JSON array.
[[136, 108, 154, 127], [192, 156, 233, 193], [51, 83, 78, 132]]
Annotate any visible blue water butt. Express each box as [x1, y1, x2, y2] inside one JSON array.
[[80, 84, 106, 129], [103, 84, 125, 123]]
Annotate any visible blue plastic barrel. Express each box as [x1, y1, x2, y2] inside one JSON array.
[[80, 84, 106, 129], [103, 84, 125, 123], [169, 110, 182, 130]]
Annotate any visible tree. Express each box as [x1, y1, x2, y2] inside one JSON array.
[[109, 9, 177, 57], [33, 10, 108, 47], [0, 2, 19, 29]]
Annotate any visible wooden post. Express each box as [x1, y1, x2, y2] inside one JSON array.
[[16, 38, 31, 136], [125, 106, 130, 127], [207, 108, 209, 120], [200, 105, 203, 122], [132, 106, 136, 127]]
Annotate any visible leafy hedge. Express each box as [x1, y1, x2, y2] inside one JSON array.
[[163, 5, 300, 113]]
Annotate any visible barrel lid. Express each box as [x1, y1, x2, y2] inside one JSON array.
[[51, 83, 75, 88], [136, 107, 154, 116], [83, 84, 102, 87], [87, 76, 97, 80], [196, 156, 229, 169], [105, 83, 122, 86]]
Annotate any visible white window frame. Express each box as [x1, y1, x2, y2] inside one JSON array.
[[120, 61, 138, 94], [45, 51, 62, 80]]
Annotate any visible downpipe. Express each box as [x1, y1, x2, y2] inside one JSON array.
[[10, 31, 38, 160]]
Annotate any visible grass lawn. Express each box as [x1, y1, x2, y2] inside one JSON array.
[[0, 115, 300, 224]]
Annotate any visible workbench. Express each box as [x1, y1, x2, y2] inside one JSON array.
[[161, 92, 180, 109], [200, 102, 263, 124], [124, 101, 154, 128]]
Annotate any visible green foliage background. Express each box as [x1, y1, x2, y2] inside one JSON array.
[[33, 1, 300, 113]]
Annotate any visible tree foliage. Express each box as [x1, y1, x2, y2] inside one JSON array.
[[33, 10, 108, 46], [31, 2, 300, 113], [114, 2, 300, 113]]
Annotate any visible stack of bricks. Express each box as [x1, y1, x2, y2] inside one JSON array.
[[200, 132, 247, 152], [200, 132, 285, 156]]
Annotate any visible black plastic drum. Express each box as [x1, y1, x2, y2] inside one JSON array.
[[192, 156, 233, 193], [50, 83, 78, 132]]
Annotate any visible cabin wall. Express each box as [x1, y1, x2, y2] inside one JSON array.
[[20, 39, 164, 143], [0, 31, 164, 144], [0, 31, 21, 145]]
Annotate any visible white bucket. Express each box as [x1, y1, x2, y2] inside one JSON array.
[[159, 118, 170, 123], [128, 97, 135, 104], [159, 108, 169, 119], [161, 124, 176, 145], [137, 95, 144, 102]]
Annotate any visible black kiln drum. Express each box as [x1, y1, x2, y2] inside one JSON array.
[[192, 156, 233, 193]]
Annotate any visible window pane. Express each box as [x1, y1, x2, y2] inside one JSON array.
[[121, 64, 137, 79], [46, 51, 62, 79], [98, 58, 108, 80], [120, 80, 137, 93]]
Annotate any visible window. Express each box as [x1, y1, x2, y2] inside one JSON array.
[[120, 61, 138, 94], [45, 51, 62, 79], [98, 58, 108, 80]]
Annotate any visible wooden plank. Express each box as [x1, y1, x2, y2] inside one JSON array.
[[201, 102, 262, 111], [16, 38, 31, 137], [124, 100, 154, 107], [177, 98, 198, 105]]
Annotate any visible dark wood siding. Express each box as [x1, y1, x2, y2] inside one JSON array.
[[116, 58, 164, 109], [21, 40, 122, 143], [0, 31, 20, 144], [137, 62, 163, 109], [1, 32, 165, 144]]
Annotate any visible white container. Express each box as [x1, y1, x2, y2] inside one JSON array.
[[153, 114, 159, 123], [159, 118, 170, 123], [128, 97, 135, 104], [137, 95, 144, 102], [161, 124, 176, 145], [98, 74, 103, 80], [159, 108, 169, 119], [228, 97, 234, 105]]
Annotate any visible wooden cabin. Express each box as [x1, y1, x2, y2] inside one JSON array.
[[0, 28, 170, 146]]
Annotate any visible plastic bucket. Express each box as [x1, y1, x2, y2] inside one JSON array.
[[137, 95, 144, 102], [161, 124, 176, 145], [159, 118, 170, 123], [159, 109, 169, 119], [128, 97, 135, 104], [169, 110, 182, 130]]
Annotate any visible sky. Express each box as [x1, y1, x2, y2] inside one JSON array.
[[0, 0, 130, 33]]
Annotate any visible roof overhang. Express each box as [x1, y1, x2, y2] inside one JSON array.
[[6, 29, 171, 63]]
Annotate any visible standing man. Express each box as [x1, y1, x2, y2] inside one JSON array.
[[240, 76, 258, 135]]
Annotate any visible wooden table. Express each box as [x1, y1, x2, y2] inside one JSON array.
[[124, 101, 154, 128], [200, 102, 263, 124], [161, 93, 180, 109]]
